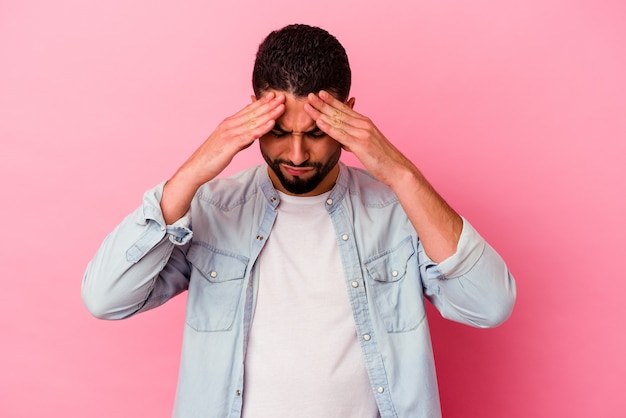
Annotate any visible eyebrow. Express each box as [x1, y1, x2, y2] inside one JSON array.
[[273, 123, 322, 134]]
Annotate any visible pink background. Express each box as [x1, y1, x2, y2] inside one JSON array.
[[1, 0, 625, 416]]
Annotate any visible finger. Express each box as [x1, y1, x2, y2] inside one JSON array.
[[250, 93, 285, 123], [307, 104, 362, 138], [227, 93, 285, 134], [236, 92, 285, 120], [305, 98, 348, 132], [314, 113, 361, 147], [306, 93, 365, 134], [241, 100, 284, 129], [303, 101, 322, 121], [232, 107, 283, 142], [314, 90, 360, 118]]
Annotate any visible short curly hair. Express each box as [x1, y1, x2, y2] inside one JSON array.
[[252, 24, 351, 101]]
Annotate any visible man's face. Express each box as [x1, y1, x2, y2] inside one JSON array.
[[258, 91, 342, 196]]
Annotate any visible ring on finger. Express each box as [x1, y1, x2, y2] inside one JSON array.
[[331, 115, 343, 128]]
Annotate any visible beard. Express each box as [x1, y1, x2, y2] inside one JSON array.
[[262, 147, 341, 195]]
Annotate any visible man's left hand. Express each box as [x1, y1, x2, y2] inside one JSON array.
[[304, 90, 415, 188]]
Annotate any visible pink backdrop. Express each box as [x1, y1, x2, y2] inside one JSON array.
[[1, 0, 625, 416]]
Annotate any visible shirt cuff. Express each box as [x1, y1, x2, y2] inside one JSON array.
[[135, 181, 193, 246], [435, 217, 486, 278], [166, 213, 192, 245]]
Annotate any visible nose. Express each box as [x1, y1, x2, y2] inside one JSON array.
[[286, 135, 309, 166]]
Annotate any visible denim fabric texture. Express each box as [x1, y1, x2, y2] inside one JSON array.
[[83, 163, 516, 418]]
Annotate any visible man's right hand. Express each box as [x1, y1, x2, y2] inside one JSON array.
[[160, 92, 285, 224]]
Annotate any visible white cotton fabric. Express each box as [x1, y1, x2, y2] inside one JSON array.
[[241, 191, 379, 418]]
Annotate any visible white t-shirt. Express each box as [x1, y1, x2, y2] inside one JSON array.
[[241, 191, 379, 418]]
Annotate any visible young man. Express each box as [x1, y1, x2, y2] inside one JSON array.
[[83, 24, 516, 418]]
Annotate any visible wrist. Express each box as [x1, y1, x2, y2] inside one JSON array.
[[388, 163, 427, 194]]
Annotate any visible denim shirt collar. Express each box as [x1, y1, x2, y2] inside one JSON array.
[[258, 162, 349, 213]]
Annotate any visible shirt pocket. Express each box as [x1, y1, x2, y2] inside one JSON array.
[[364, 236, 425, 332], [185, 243, 249, 332]]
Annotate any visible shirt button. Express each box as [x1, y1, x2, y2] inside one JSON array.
[[210, 271, 218, 278], [160, 226, 166, 231], [351, 281, 359, 288], [326, 198, 333, 205], [341, 234, 349, 241], [270, 197, 277, 203], [391, 270, 399, 277], [236, 390, 241, 396], [363, 334, 371, 341], [377, 387, 385, 393]]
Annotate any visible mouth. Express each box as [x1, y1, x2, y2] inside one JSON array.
[[281, 164, 314, 177]]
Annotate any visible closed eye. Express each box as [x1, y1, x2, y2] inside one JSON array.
[[270, 126, 325, 138], [305, 129, 326, 139], [270, 129, 288, 138]]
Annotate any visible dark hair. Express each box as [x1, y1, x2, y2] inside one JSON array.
[[252, 24, 351, 101]]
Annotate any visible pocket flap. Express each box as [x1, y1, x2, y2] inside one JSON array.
[[365, 237, 415, 282], [187, 244, 248, 283]]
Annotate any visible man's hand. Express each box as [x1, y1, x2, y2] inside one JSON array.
[[304, 90, 414, 188], [305, 90, 462, 262], [161, 92, 285, 224], [181, 92, 285, 188]]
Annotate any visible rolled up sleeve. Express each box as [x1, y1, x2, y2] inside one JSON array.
[[82, 182, 192, 320], [421, 218, 517, 328]]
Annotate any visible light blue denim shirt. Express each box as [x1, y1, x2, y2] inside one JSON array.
[[83, 163, 516, 418]]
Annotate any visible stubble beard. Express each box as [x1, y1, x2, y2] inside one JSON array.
[[262, 148, 341, 195]]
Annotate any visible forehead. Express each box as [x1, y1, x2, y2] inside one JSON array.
[[269, 90, 316, 132]]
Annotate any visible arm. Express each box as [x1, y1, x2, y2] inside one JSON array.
[[304, 91, 460, 262], [82, 93, 286, 319], [161, 92, 285, 224], [421, 218, 516, 327], [305, 91, 515, 326], [82, 184, 193, 319]]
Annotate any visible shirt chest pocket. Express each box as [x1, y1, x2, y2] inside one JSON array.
[[364, 237, 426, 332], [185, 244, 249, 332]]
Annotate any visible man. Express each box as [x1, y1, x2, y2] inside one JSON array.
[[83, 24, 516, 418]]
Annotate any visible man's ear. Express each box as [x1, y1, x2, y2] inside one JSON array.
[[347, 97, 356, 109], [251, 95, 257, 103]]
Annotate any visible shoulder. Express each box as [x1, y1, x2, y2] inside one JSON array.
[[341, 164, 399, 208], [195, 165, 266, 211]]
